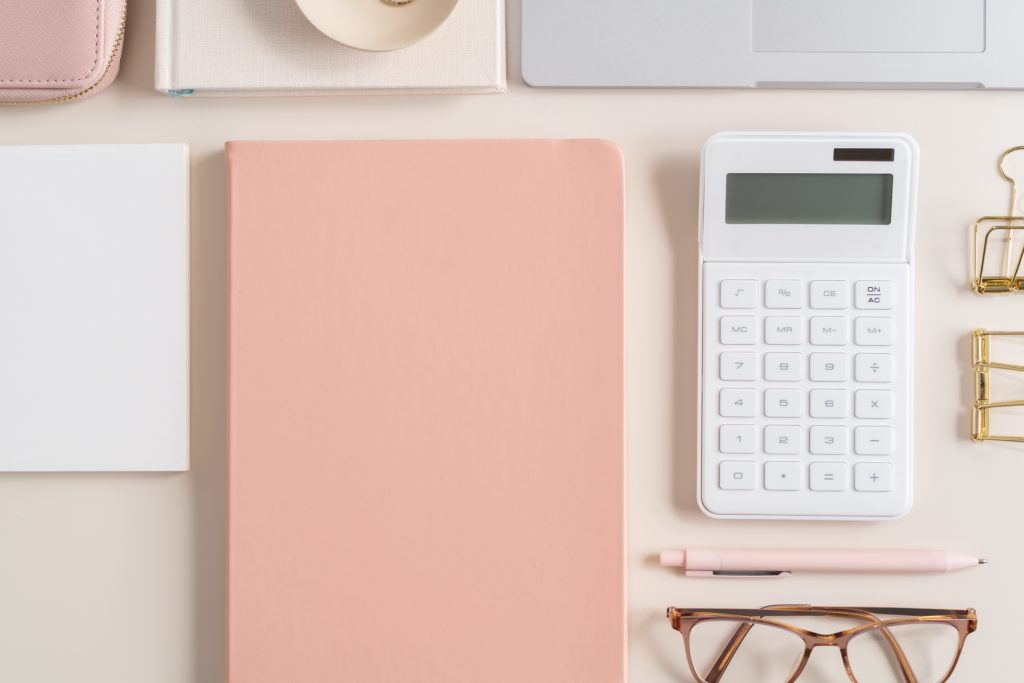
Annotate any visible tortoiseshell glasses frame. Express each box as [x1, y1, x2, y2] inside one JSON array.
[[666, 604, 977, 683]]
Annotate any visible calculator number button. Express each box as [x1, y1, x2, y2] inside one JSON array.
[[764, 389, 802, 418], [809, 353, 848, 382], [764, 462, 801, 491], [855, 281, 892, 310], [810, 462, 848, 491], [765, 316, 802, 345], [764, 353, 801, 381], [720, 280, 758, 309], [855, 354, 893, 382], [720, 352, 756, 381], [855, 390, 893, 419], [720, 461, 756, 490], [809, 389, 848, 419], [764, 426, 801, 455], [855, 426, 894, 455], [855, 463, 893, 492], [721, 316, 756, 345], [810, 425, 849, 455], [719, 389, 756, 418], [810, 281, 848, 309], [720, 425, 756, 454], [855, 317, 893, 346], [765, 279, 802, 308], [810, 317, 848, 346]]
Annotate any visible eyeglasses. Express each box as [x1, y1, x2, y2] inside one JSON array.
[[666, 605, 977, 683]]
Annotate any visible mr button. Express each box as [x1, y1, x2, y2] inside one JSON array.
[[855, 281, 892, 309]]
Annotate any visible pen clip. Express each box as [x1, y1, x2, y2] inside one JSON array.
[[685, 570, 792, 578]]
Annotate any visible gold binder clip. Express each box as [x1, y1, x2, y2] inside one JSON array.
[[973, 330, 1024, 443], [971, 147, 1024, 293]]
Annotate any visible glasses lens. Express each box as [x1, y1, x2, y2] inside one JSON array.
[[847, 623, 961, 683], [686, 619, 804, 683]]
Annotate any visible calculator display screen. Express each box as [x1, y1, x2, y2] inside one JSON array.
[[725, 173, 893, 225]]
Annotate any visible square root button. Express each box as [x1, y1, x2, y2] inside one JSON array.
[[720, 461, 756, 490], [855, 463, 894, 492], [809, 462, 847, 491]]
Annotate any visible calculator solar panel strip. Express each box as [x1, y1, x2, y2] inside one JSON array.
[[698, 133, 917, 520], [523, 0, 1024, 89]]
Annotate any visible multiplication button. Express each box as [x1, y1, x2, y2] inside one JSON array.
[[855, 390, 893, 419]]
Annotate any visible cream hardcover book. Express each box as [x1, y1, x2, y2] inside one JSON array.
[[155, 0, 506, 96]]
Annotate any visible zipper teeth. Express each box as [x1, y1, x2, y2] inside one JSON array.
[[1, 1, 128, 107]]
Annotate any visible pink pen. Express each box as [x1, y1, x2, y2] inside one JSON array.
[[659, 548, 987, 578]]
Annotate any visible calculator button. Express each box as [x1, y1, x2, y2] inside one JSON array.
[[855, 354, 893, 382], [765, 280, 802, 308], [721, 316, 756, 345], [855, 390, 893, 419], [764, 389, 802, 418], [764, 353, 801, 381], [809, 425, 849, 455], [855, 463, 893, 492], [809, 462, 847, 491], [855, 317, 893, 346], [720, 280, 758, 309], [720, 461, 756, 490], [764, 426, 801, 455], [809, 389, 848, 419], [764, 462, 801, 491], [810, 281, 848, 309], [809, 353, 848, 382], [855, 426, 893, 455], [720, 425, 756, 454], [765, 316, 802, 345], [855, 281, 892, 310], [719, 389, 756, 418], [809, 317, 848, 346], [720, 352, 756, 381]]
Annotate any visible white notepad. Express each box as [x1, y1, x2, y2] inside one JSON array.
[[0, 145, 189, 472], [155, 0, 506, 96]]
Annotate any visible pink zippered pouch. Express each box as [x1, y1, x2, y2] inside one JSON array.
[[0, 0, 126, 104]]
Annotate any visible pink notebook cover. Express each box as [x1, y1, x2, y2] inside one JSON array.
[[227, 140, 625, 683]]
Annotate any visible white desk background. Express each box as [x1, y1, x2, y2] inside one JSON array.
[[1, 2, 1021, 682]]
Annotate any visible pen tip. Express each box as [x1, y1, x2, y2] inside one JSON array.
[[979, 559, 989, 565]]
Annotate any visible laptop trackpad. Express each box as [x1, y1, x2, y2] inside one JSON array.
[[753, 0, 986, 53]]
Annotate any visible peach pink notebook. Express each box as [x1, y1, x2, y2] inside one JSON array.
[[227, 140, 625, 683]]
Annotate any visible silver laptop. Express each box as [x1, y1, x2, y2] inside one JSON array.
[[523, 0, 1024, 89]]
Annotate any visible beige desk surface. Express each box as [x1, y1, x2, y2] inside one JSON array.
[[2, 2, 1022, 682]]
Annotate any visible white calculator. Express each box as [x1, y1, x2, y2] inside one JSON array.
[[698, 133, 918, 520]]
